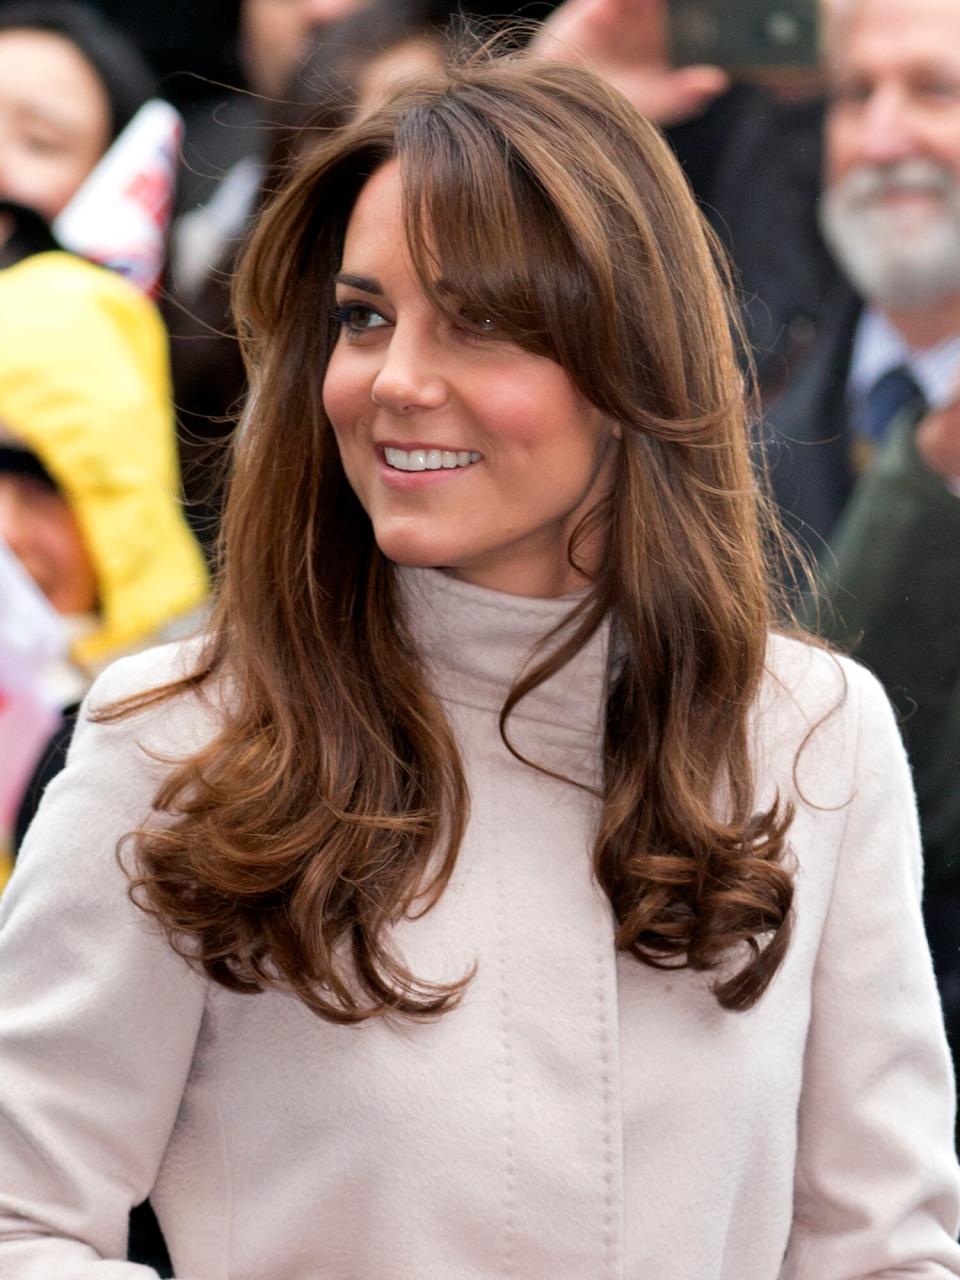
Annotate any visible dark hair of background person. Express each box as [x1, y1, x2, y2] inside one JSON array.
[[0, 200, 59, 267], [0, 0, 155, 138], [84, 0, 241, 111], [264, 0, 519, 179], [111, 54, 796, 1027]]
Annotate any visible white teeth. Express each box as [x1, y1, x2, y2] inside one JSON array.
[[383, 447, 482, 472]]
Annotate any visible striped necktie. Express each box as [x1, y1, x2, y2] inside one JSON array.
[[864, 365, 925, 443]]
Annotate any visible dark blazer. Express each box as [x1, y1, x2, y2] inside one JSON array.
[[762, 280, 863, 566], [667, 86, 838, 396], [813, 410, 960, 882]]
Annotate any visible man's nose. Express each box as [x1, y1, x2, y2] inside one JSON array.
[[854, 83, 918, 167]]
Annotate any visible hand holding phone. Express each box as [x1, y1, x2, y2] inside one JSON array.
[[669, 0, 819, 72], [531, 0, 730, 126]]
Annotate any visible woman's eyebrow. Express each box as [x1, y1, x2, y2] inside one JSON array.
[[335, 273, 383, 295]]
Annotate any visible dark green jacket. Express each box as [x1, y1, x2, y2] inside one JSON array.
[[809, 409, 960, 888]]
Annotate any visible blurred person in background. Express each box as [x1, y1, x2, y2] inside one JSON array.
[[0, 0, 153, 244], [240, 0, 374, 98], [766, 0, 960, 563], [810, 386, 960, 1093], [171, 0, 372, 299], [0, 248, 208, 856]]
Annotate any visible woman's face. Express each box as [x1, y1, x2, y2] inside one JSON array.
[[0, 29, 111, 223], [322, 161, 620, 599], [0, 471, 98, 615]]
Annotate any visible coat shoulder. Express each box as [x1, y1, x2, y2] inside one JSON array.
[[756, 632, 899, 807], [76, 633, 226, 771]]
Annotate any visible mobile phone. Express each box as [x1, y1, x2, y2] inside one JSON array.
[[669, 0, 819, 71]]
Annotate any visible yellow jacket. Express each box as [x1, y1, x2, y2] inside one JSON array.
[[0, 252, 207, 666]]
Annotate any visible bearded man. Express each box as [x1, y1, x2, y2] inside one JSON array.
[[767, 0, 960, 560]]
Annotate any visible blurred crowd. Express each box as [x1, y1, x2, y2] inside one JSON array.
[[0, 0, 959, 1257]]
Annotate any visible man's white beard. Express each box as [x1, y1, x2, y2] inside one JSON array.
[[819, 159, 960, 308]]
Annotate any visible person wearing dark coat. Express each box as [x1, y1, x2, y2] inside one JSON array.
[[763, 279, 861, 568], [764, 0, 960, 559], [810, 400, 960, 1130]]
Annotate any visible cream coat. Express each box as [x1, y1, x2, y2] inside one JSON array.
[[1, 567, 958, 1279]]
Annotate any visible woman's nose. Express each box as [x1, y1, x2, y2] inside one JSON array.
[[370, 330, 449, 417]]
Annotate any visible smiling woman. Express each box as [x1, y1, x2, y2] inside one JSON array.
[[1, 45, 958, 1280]]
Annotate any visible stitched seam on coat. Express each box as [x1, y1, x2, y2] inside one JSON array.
[[496, 866, 518, 1276], [595, 932, 618, 1276], [209, 993, 234, 1280], [786, 659, 861, 1236]]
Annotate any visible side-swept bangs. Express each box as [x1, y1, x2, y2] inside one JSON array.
[[239, 57, 744, 447]]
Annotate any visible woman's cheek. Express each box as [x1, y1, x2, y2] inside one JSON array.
[[321, 353, 352, 430]]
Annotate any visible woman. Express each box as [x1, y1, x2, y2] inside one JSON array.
[[0, 53, 957, 1278], [0, 0, 153, 230]]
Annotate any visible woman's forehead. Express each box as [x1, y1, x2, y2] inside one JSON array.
[[340, 161, 409, 271]]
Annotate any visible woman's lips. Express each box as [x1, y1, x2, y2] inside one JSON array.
[[375, 443, 482, 489]]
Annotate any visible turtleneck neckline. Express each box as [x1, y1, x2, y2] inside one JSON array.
[[395, 566, 610, 736]]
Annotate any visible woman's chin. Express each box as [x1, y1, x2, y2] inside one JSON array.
[[375, 540, 451, 572], [372, 522, 465, 572]]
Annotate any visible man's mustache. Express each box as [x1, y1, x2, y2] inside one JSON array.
[[834, 159, 956, 210]]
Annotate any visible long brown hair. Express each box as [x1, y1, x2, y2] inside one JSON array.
[[115, 53, 795, 1022]]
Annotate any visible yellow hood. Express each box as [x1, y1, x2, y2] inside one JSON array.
[[0, 252, 207, 665]]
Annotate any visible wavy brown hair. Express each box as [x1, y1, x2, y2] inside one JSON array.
[[112, 53, 796, 1022]]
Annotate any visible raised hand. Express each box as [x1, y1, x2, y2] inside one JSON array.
[[917, 400, 960, 484], [530, 0, 730, 126]]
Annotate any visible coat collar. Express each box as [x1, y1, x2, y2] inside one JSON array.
[[396, 566, 610, 738]]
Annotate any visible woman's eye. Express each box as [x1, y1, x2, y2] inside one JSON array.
[[459, 311, 501, 337], [333, 302, 390, 335]]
